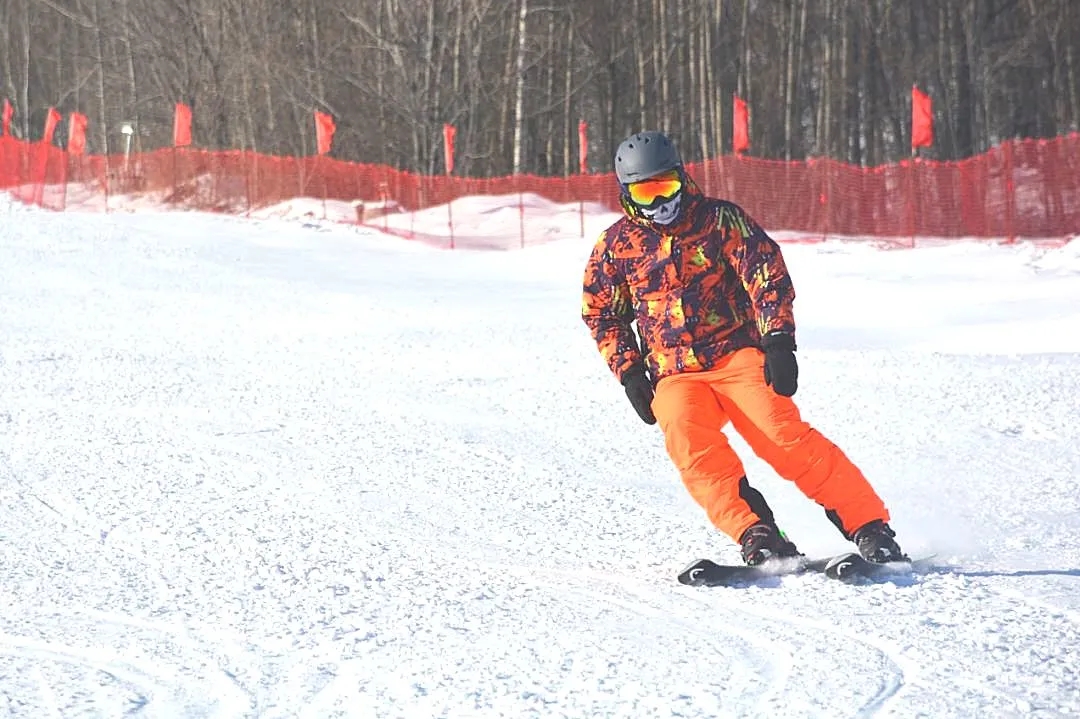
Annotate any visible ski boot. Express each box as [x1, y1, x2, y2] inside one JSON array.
[[853, 520, 910, 563], [739, 523, 803, 567]]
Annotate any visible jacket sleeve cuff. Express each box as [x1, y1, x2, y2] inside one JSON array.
[[761, 330, 796, 352]]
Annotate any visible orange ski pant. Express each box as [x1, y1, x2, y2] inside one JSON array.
[[651, 347, 888, 543]]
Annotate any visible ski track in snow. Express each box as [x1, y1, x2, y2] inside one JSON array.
[[1, 200, 1080, 717]]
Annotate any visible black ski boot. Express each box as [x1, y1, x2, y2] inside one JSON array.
[[853, 520, 910, 563], [739, 523, 802, 567]]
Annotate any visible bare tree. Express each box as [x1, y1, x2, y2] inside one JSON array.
[[0, 0, 1077, 171]]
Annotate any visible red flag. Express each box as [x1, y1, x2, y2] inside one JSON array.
[[443, 123, 456, 175], [733, 94, 750, 153], [42, 107, 61, 144], [911, 85, 933, 149], [68, 112, 88, 155], [578, 120, 588, 174], [314, 110, 335, 155], [174, 102, 192, 147], [2, 99, 12, 136]]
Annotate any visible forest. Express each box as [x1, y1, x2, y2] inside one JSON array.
[[1, 0, 1078, 177]]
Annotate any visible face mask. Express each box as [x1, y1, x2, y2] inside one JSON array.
[[641, 194, 682, 225]]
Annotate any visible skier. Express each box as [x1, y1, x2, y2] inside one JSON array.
[[581, 130, 908, 567]]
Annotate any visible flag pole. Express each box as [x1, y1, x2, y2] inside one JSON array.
[[909, 126, 918, 248]]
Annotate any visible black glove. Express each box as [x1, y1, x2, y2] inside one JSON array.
[[621, 366, 657, 425], [761, 331, 798, 397]]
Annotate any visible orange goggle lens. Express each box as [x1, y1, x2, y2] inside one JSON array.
[[626, 171, 683, 207]]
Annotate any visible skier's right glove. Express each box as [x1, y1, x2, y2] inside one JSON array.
[[621, 366, 657, 425], [761, 331, 798, 397]]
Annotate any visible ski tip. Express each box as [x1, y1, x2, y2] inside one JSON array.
[[823, 552, 864, 580], [677, 558, 719, 586], [824, 552, 938, 581]]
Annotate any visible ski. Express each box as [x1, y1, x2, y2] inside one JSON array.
[[821, 552, 925, 581], [677, 552, 931, 587], [677, 555, 835, 586]]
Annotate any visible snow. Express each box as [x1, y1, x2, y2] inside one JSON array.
[[1, 191, 1080, 718]]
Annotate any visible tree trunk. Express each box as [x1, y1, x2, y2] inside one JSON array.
[[657, 0, 669, 127], [634, 0, 647, 130], [562, 12, 574, 175], [92, 0, 109, 153], [783, 0, 807, 159], [511, 0, 528, 174], [21, 0, 31, 139]]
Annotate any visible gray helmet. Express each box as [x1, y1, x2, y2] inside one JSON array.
[[614, 131, 682, 184]]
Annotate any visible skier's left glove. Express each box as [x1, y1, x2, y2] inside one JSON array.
[[621, 366, 657, 425], [761, 331, 798, 397]]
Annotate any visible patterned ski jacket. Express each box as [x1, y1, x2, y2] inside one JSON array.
[[581, 183, 796, 384]]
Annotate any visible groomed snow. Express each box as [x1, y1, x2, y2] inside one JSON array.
[[1, 194, 1079, 718]]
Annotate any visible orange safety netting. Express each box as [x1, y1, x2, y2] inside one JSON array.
[[1, 133, 1077, 248]]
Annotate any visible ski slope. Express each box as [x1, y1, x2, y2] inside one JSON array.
[[1, 194, 1079, 718]]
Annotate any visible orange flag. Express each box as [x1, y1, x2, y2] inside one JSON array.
[[174, 102, 193, 147], [578, 120, 588, 174], [42, 107, 61, 144], [442, 123, 456, 175], [68, 112, 88, 154], [314, 111, 336, 155], [911, 86, 933, 148], [733, 95, 750, 153], [2, 99, 12, 136]]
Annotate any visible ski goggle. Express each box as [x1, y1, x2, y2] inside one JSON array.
[[625, 170, 683, 208]]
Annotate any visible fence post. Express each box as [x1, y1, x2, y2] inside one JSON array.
[[171, 146, 177, 207], [579, 195, 585, 239], [578, 176, 585, 238], [1003, 140, 1015, 244], [906, 157, 916, 248], [447, 199, 455, 249], [60, 150, 70, 211], [379, 180, 389, 233], [102, 149, 110, 212], [245, 150, 254, 218], [519, 190, 525, 249], [808, 156, 827, 242], [212, 151, 221, 211], [32, 142, 48, 207], [319, 155, 328, 220]]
